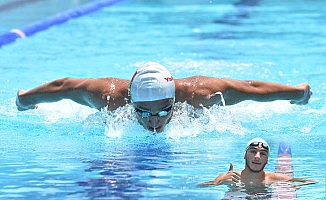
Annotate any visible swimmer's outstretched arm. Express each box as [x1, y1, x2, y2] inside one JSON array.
[[175, 77, 312, 107], [222, 79, 312, 105], [16, 77, 130, 111]]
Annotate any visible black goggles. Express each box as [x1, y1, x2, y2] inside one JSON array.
[[135, 105, 173, 118], [249, 141, 270, 151]]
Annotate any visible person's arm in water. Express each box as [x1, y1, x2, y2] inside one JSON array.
[[16, 77, 130, 111], [198, 163, 318, 188], [266, 173, 318, 188], [175, 76, 312, 108], [289, 178, 318, 189]]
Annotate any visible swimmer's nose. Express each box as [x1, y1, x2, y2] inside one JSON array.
[[149, 116, 161, 128], [254, 152, 261, 159]]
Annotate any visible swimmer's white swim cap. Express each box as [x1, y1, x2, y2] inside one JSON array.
[[245, 137, 270, 156], [130, 62, 175, 102]]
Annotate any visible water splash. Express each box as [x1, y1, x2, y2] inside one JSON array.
[[6, 96, 321, 138], [165, 102, 248, 139], [102, 104, 154, 138]]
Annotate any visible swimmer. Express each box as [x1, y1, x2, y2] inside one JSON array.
[[16, 62, 312, 132], [198, 137, 317, 188]]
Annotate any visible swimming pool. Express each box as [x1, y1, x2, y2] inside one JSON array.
[[0, 0, 94, 35], [0, 0, 325, 199]]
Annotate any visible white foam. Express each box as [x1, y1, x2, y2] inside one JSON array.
[[7, 93, 319, 138], [35, 100, 97, 123]]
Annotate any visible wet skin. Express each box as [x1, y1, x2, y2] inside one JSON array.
[[245, 144, 268, 173]]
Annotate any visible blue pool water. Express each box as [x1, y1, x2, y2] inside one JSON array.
[[0, 0, 93, 35], [1, 0, 326, 199]]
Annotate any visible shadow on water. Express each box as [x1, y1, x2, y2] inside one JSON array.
[[73, 140, 174, 199], [214, 0, 262, 25], [199, 0, 262, 40]]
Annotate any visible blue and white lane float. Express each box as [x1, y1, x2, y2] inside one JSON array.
[[275, 141, 294, 177], [273, 141, 297, 199], [0, 0, 128, 48]]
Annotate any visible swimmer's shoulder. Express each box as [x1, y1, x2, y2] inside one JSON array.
[[265, 171, 292, 183]]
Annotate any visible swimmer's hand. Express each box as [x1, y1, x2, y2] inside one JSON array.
[[290, 83, 312, 105], [16, 90, 38, 111], [197, 162, 241, 187]]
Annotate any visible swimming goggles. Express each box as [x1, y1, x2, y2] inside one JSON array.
[[134, 104, 173, 118], [249, 141, 270, 151]]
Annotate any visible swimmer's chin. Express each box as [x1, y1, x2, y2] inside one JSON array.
[[146, 126, 165, 134]]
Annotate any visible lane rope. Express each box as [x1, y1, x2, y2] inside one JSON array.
[[0, 0, 128, 48]]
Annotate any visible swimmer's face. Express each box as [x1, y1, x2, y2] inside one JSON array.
[[133, 98, 174, 133], [245, 143, 269, 173]]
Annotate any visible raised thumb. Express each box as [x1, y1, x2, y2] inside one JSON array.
[[228, 162, 233, 172]]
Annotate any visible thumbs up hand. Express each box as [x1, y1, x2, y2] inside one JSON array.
[[213, 162, 241, 186]]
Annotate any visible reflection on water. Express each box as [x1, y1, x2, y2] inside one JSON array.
[[270, 181, 297, 200], [74, 141, 173, 199], [223, 181, 297, 199]]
